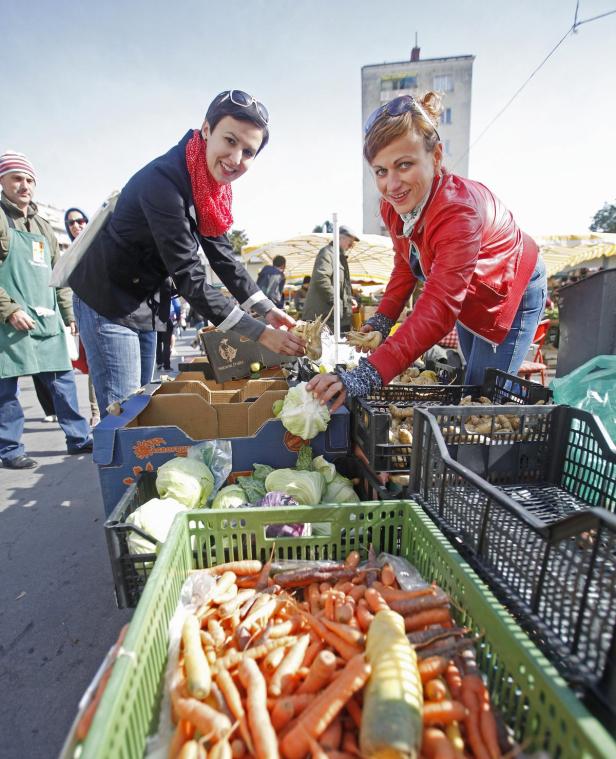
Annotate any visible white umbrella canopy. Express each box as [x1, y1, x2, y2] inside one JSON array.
[[241, 233, 395, 283]]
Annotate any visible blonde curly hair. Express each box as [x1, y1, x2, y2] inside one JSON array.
[[363, 91, 443, 163]]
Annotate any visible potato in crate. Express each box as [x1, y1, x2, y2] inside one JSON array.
[[411, 402, 616, 721]]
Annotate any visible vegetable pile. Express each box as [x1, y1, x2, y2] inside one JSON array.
[[164, 551, 510, 758]]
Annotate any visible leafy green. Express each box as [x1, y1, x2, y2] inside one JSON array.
[[156, 457, 214, 508], [264, 468, 325, 505], [211, 484, 248, 510], [296, 444, 314, 471], [278, 382, 330, 440]]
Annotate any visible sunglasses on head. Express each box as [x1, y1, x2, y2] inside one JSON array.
[[364, 95, 440, 141], [219, 90, 269, 125], [68, 218, 87, 225]]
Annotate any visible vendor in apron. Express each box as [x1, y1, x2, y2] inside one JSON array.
[[0, 151, 92, 469]]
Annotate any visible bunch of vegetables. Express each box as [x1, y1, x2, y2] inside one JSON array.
[[164, 551, 508, 758], [394, 367, 439, 385]]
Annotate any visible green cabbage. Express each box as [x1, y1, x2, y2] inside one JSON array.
[[126, 497, 188, 555], [278, 383, 330, 440], [265, 468, 325, 505], [313, 455, 336, 483], [211, 484, 247, 510], [156, 456, 214, 508], [323, 474, 360, 504]]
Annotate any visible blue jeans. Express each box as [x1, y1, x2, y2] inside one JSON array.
[[73, 296, 156, 418], [0, 371, 92, 462], [457, 257, 547, 385]]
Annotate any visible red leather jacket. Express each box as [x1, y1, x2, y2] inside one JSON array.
[[368, 172, 539, 384]]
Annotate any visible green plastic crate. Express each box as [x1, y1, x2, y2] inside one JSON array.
[[73, 502, 615, 759]]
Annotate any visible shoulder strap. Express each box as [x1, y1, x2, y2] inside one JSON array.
[[0, 207, 11, 256]]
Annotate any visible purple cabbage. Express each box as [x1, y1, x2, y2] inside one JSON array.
[[254, 492, 308, 538]]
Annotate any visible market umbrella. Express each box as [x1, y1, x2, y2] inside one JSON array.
[[241, 233, 395, 283], [537, 233, 616, 277]]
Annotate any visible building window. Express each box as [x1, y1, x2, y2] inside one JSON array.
[[440, 108, 452, 125], [433, 74, 453, 92], [380, 75, 417, 92]]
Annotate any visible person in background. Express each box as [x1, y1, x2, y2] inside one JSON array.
[[61, 207, 101, 427], [155, 278, 176, 371], [293, 275, 311, 314], [302, 226, 358, 332], [0, 151, 92, 468], [309, 92, 546, 409], [69, 90, 303, 415], [256, 254, 286, 308]]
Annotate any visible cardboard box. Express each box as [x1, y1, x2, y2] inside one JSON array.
[[200, 329, 295, 382], [93, 386, 350, 515]]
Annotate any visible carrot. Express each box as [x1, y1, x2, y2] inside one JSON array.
[[241, 595, 278, 630], [418, 656, 449, 684], [216, 667, 254, 755], [320, 718, 343, 751], [354, 599, 374, 633], [209, 739, 233, 759], [236, 575, 259, 589], [211, 571, 237, 601], [461, 689, 491, 759], [281, 654, 371, 759], [263, 643, 290, 674], [319, 581, 332, 594], [381, 563, 396, 586], [364, 587, 390, 614], [335, 598, 355, 624], [348, 584, 366, 602], [208, 560, 262, 576], [423, 700, 467, 726], [238, 657, 280, 759], [342, 728, 360, 755], [302, 639, 324, 668], [422, 727, 457, 759], [269, 618, 299, 639], [389, 588, 450, 615], [208, 618, 226, 650], [167, 718, 195, 759], [270, 698, 296, 731], [177, 740, 205, 759], [324, 591, 337, 621], [175, 698, 232, 742], [322, 618, 365, 647], [425, 677, 448, 702], [307, 583, 321, 614], [306, 732, 330, 759], [445, 662, 463, 700], [344, 695, 362, 729], [404, 608, 452, 632], [269, 633, 311, 696], [297, 649, 337, 694], [462, 675, 501, 759], [344, 550, 360, 568], [230, 738, 246, 759], [182, 614, 212, 699], [215, 635, 296, 671], [373, 582, 436, 602], [301, 610, 363, 661]]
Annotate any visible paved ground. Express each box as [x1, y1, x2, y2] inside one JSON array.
[[0, 331, 201, 759]]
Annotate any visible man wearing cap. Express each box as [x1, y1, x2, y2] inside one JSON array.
[[302, 225, 358, 332], [0, 151, 92, 469]]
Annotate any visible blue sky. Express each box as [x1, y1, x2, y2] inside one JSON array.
[[2, 0, 615, 244]]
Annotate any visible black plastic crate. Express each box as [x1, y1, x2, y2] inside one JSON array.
[[410, 403, 616, 719], [353, 368, 551, 473], [105, 472, 161, 608]]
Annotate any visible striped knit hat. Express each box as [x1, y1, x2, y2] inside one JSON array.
[[0, 151, 37, 183]]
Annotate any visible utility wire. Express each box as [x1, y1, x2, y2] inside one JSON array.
[[454, 3, 616, 169]]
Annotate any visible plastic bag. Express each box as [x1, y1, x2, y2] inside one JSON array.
[[187, 440, 233, 500], [550, 355, 616, 445], [376, 552, 429, 591]]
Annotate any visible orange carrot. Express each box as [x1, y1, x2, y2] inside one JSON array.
[[177, 740, 206, 759], [389, 588, 450, 616], [208, 739, 232, 759], [216, 667, 254, 755], [307, 583, 321, 615], [167, 718, 195, 759], [355, 599, 374, 633], [380, 563, 396, 586], [344, 696, 362, 729], [319, 582, 332, 594], [301, 610, 363, 661], [322, 618, 365, 647], [302, 639, 324, 668], [324, 591, 336, 621], [404, 608, 452, 632], [461, 689, 491, 759], [281, 654, 371, 759], [297, 649, 337, 694], [320, 718, 343, 751], [418, 656, 449, 684], [344, 551, 360, 568], [335, 598, 355, 624], [348, 584, 366, 602], [462, 675, 501, 759], [425, 677, 448, 702], [263, 643, 288, 675], [423, 700, 467, 726], [364, 587, 390, 614], [342, 729, 360, 755], [306, 732, 330, 759], [269, 633, 311, 696], [445, 662, 463, 700], [238, 657, 280, 759], [208, 560, 262, 576], [334, 580, 354, 594], [270, 698, 296, 731], [373, 582, 436, 602], [175, 698, 232, 743], [230, 738, 246, 759], [422, 727, 457, 759]]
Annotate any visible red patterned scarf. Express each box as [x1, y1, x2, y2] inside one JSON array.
[[185, 129, 233, 237]]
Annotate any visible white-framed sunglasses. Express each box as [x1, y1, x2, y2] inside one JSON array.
[[219, 90, 269, 125]]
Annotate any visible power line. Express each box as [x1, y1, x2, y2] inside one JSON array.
[[454, 3, 616, 169]]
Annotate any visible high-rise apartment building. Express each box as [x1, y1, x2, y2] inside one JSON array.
[[361, 45, 474, 234]]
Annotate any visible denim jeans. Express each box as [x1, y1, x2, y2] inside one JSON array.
[[456, 257, 547, 385], [73, 296, 156, 417], [0, 371, 92, 462]]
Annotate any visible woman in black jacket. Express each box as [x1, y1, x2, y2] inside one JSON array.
[[70, 90, 304, 415]]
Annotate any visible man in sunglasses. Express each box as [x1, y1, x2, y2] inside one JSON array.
[[0, 151, 93, 469]]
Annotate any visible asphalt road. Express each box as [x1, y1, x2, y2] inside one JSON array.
[[0, 332, 200, 759]]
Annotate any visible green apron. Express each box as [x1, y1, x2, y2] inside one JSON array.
[[0, 222, 71, 378]]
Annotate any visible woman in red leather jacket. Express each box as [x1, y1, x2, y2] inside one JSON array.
[[309, 91, 547, 408]]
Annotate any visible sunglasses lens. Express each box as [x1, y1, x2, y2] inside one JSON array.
[[256, 102, 269, 124], [230, 89, 252, 106]]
